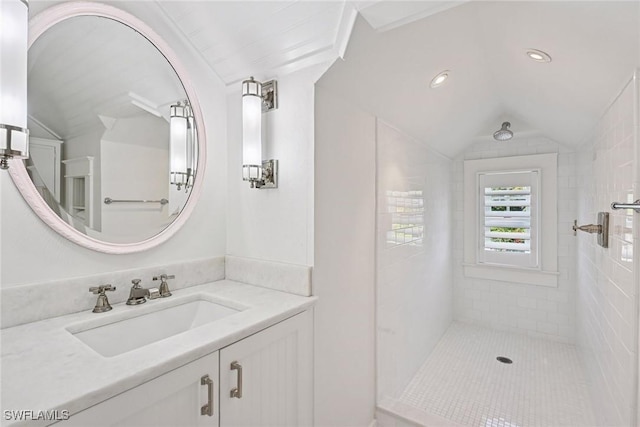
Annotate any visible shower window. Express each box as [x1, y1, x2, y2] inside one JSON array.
[[385, 190, 424, 247], [463, 154, 558, 287], [478, 170, 539, 268]]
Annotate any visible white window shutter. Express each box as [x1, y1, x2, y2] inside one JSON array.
[[477, 170, 539, 268]]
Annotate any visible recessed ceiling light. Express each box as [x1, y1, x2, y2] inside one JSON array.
[[526, 49, 552, 63], [430, 70, 450, 88]]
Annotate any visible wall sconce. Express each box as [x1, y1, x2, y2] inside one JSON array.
[[242, 77, 278, 189], [170, 100, 195, 192], [0, 0, 30, 170]]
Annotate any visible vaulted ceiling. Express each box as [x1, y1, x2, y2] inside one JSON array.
[[154, 1, 354, 85], [153, 0, 639, 157], [319, 1, 640, 157], [28, 1, 640, 157], [28, 14, 185, 141]]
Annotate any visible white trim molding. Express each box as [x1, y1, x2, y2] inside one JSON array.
[[463, 153, 559, 287]]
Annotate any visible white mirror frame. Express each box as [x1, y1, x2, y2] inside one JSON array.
[[8, 1, 207, 254]]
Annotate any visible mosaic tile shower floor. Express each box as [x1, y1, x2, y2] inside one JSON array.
[[392, 322, 596, 426]]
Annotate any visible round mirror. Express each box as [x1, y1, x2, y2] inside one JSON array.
[[9, 2, 206, 253]]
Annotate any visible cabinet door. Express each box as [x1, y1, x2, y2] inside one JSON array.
[[219, 311, 313, 427], [59, 352, 219, 427]]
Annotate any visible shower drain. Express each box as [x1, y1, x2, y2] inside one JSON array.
[[496, 356, 513, 364]]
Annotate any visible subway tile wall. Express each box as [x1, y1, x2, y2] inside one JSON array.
[[376, 120, 453, 402], [575, 74, 638, 426], [452, 137, 578, 343]]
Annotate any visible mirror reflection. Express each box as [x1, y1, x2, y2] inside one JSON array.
[[27, 15, 197, 244]]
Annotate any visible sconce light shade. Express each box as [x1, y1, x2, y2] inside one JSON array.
[[170, 101, 193, 190], [242, 77, 262, 181], [0, 0, 30, 170], [241, 76, 278, 189]]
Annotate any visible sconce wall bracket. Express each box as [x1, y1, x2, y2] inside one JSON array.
[[251, 159, 278, 188], [244, 159, 278, 189], [261, 80, 278, 112], [0, 124, 30, 170], [258, 159, 278, 188]]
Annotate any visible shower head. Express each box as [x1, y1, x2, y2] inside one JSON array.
[[493, 122, 513, 141]]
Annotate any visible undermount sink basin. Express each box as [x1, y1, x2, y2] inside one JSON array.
[[68, 298, 241, 357]]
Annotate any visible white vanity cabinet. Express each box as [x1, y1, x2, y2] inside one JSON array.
[[56, 310, 312, 427], [219, 310, 313, 426], [59, 351, 220, 427]]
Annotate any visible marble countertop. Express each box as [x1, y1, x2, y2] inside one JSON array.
[[0, 280, 316, 426]]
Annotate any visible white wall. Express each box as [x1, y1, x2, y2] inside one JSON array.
[[0, 2, 227, 287], [101, 143, 169, 241], [226, 66, 320, 267], [100, 115, 170, 241], [314, 85, 376, 427], [452, 136, 577, 343], [376, 120, 453, 401], [575, 74, 638, 427]]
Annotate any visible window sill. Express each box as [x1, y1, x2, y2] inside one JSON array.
[[463, 263, 559, 287]]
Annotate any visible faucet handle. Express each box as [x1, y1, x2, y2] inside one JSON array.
[[89, 285, 115, 313], [89, 284, 116, 294], [153, 274, 175, 281], [131, 279, 142, 288], [153, 274, 174, 298]]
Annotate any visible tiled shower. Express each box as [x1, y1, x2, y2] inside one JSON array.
[[575, 74, 639, 426], [376, 119, 453, 402], [375, 74, 639, 426], [452, 138, 577, 342]]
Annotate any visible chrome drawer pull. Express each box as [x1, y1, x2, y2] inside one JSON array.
[[230, 361, 243, 398], [201, 374, 213, 416]]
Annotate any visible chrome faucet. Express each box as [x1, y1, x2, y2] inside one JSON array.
[[126, 279, 160, 305], [152, 274, 174, 297], [89, 285, 116, 313]]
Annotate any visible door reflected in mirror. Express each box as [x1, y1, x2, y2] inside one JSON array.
[[27, 15, 198, 244]]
